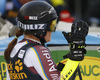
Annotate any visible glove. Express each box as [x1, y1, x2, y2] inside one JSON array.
[[62, 20, 89, 61]]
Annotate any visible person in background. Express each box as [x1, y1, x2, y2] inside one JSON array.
[[2, 0, 33, 25]]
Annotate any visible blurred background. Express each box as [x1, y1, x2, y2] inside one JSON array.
[[1, 0, 100, 26]]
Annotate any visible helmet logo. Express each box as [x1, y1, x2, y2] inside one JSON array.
[[24, 16, 38, 20], [17, 21, 46, 30]]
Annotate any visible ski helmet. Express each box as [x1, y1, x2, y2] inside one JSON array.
[[17, 1, 58, 42]]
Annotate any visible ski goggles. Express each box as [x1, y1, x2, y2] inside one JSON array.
[[47, 19, 57, 32]]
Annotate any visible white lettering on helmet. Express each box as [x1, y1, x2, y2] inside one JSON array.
[[38, 24, 45, 29], [17, 21, 45, 30], [29, 16, 38, 20]]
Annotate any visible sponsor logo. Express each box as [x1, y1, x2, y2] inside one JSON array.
[[15, 59, 23, 72], [42, 49, 59, 79], [24, 16, 38, 20], [0, 62, 6, 80], [7, 60, 27, 80], [17, 21, 45, 30]]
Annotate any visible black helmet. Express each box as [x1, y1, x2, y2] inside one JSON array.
[[17, 1, 58, 43]]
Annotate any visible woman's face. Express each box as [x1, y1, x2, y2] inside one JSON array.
[[44, 31, 52, 42]]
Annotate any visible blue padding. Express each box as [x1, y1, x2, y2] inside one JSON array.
[[0, 36, 24, 51], [0, 0, 6, 15], [46, 31, 100, 45], [46, 31, 68, 45], [0, 31, 100, 51]]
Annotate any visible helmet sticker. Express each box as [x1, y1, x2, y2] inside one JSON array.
[[24, 16, 38, 20], [17, 21, 46, 30]]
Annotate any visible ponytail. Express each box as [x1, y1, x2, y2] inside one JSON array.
[[4, 29, 23, 61]]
